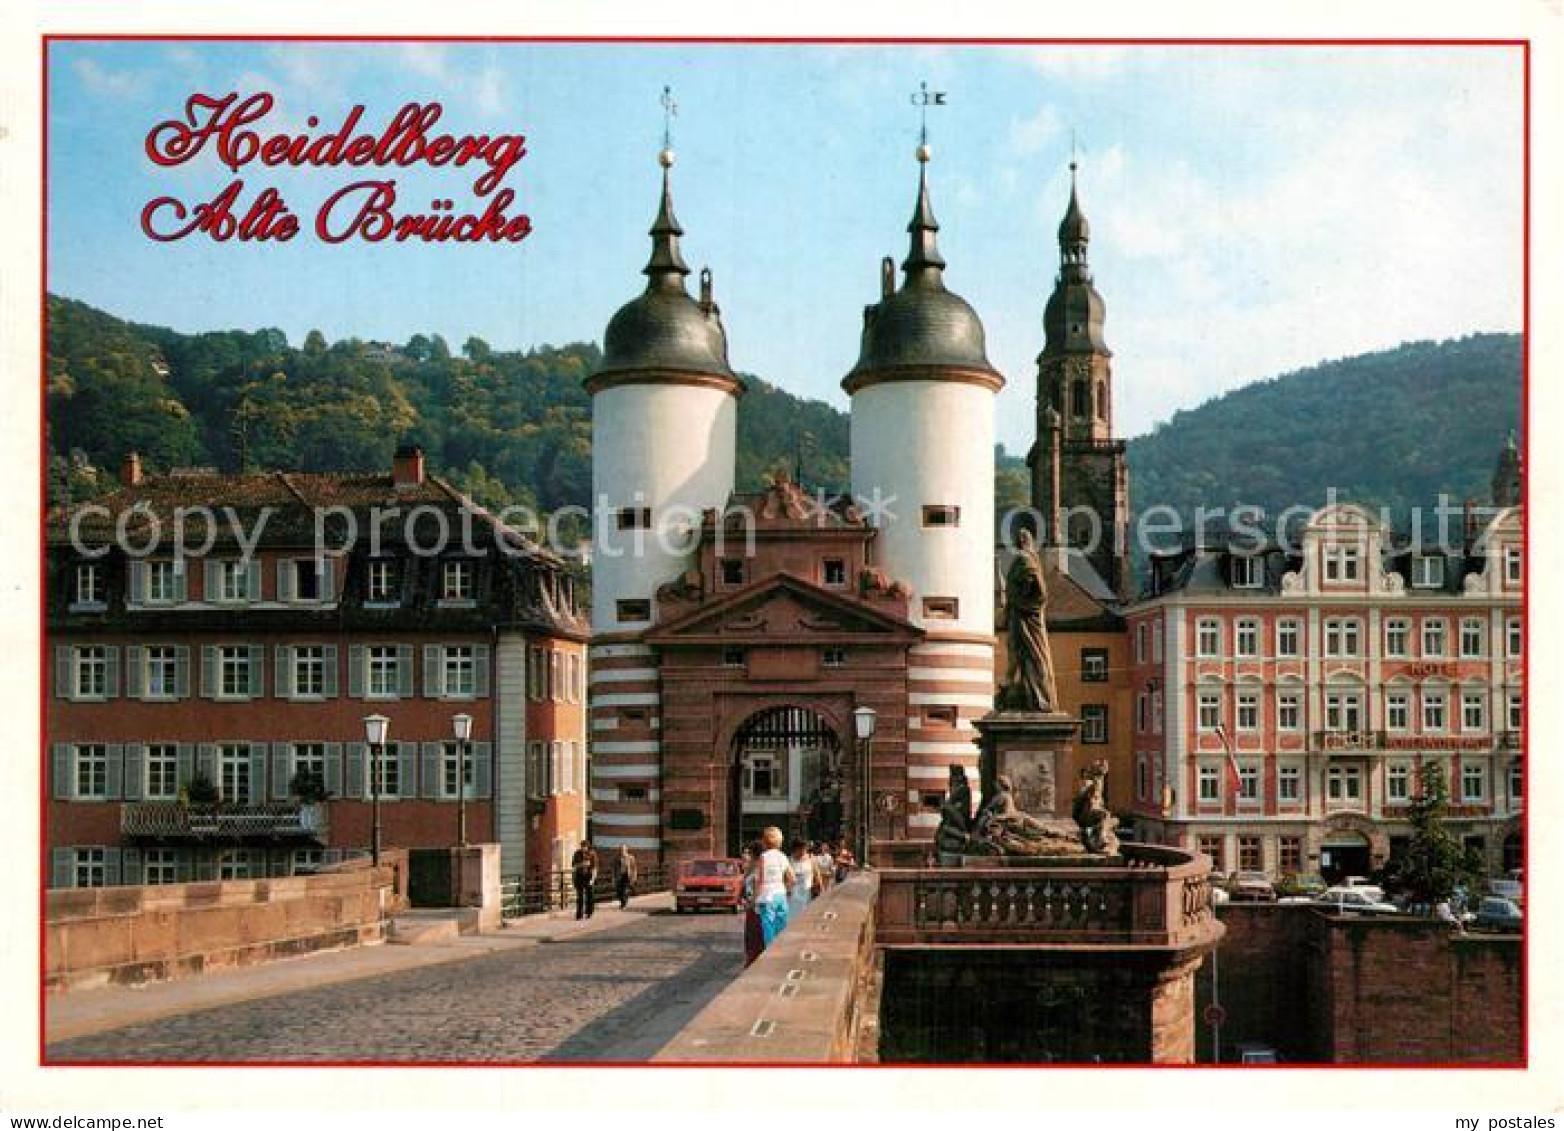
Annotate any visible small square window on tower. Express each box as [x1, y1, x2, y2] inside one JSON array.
[[823, 646, 846, 668], [721, 646, 746, 668], [923, 596, 959, 620], [822, 558, 848, 587], [922, 505, 961, 528], [720, 558, 746, 586], [615, 507, 652, 531]]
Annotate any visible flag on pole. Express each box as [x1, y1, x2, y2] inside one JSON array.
[[1215, 724, 1241, 797]]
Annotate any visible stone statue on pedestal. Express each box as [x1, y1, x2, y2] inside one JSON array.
[[934, 765, 973, 862], [1072, 759, 1120, 856], [969, 774, 1085, 857], [997, 528, 1060, 714]]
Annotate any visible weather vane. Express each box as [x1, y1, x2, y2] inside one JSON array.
[[911, 80, 947, 153], [661, 84, 678, 151]]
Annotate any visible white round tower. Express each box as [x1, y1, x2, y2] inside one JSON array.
[[845, 146, 1003, 640], [587, 148, 742, 636]]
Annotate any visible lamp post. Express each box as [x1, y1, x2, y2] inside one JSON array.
[[853, 705, 878, 867], [363, 713, 390, 866], [453, 712, 473, 849]]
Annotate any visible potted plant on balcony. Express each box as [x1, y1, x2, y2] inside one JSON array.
[[184, 771, 219, 806], [289, 768, 330, 804]]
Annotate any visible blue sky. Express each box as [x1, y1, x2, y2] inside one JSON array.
[[47, 41, 1522, 453]]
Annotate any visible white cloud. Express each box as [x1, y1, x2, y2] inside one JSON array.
[[72, 58, 145, 99], [1007, 103, 1060, 155], [1009, 46, 1142, 80]]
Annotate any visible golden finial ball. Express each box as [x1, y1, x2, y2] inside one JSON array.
[[659, 147, 675, 168], [916, 142, 932, 163]]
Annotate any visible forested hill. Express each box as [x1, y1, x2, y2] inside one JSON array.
[[1126, 334, 1522, 524], [46, 294, 1519, 533]]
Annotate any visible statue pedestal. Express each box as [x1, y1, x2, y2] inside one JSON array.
[[972, 710, 1079, 819]]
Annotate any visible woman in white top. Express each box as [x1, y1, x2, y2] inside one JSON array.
[[788, 838, 819, 923], [750, 826, 795, 948]]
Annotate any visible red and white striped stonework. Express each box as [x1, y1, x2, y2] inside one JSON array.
[[587, 642, 662, 854], [902, 638, 992, 837]]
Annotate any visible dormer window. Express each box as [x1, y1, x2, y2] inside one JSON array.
[[1504, 545, 1523, 585], [1413, 555, 1445, 589], [1323, 545, 1361, 583], [720, 558, 746, 587], [822, 558, 847, 587], [73, 563, 105, 609], [1230, 555, 1262, 588], [440, 560, 474, 604]]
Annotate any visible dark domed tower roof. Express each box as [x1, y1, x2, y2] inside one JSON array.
[[1042, 165, 1110, 357], [843, 150, 1003, 394], [588, 150, 741, 394]]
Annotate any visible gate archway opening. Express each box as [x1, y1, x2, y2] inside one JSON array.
[[727, 705, 844, 857]]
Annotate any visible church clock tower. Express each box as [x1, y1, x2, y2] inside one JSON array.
[[1028, 164, 1132, 600]]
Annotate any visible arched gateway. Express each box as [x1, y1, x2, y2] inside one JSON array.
[[727, 706, 844, 856]]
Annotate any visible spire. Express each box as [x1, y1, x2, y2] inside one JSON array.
[[1058, 158, 1091, 282], [643, 147, 690, 290], [1492, 429, 1522, 508], [902, 145, 947, 286]]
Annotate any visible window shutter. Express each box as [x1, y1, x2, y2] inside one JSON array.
[[200, 645, 216, 698], [397, 645, 415, 698], [278, 559, 294, 603], [175, 646, 191, 698], [275, 645, 292, 698], [54, 646, 71, 700], [474, 645, 491, 698], [104, 647, 120, 698], [398, 742, 418, 801], [249, 742, 267, 803], [121, 847, 143, 887], [127, 561, 146, 607], [248, 644, 266, 698], [271, 743, 291, 801], [322, 645, 339, 698], [473, 741, 493, 799], [319, 557, 335, 603], [52, 744, 71, 800], [421, 742, 441, 800], [324, 742, 343, 798], [176, 851, 194, 884], [125, 646, 144, 699], [105, 847, 123, 888], [345, 743, 366, 801], [193, 853, 217, 882], [348, 645, 365, 698], [51, 848, 72, 890], [423, 645, 441, 699], [106, 744, 124, 800], [204, 559, 219, 603], [172, 560, 188, 602], [246, 558, 262, 602], [177, 744, 195, 790], [123, 744, 144, 801]]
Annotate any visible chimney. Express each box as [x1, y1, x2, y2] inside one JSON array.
[[121, 451, 143, 487], [393, 444, 425, 489]]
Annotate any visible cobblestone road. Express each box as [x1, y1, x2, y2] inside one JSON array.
[[47, 910, 745, 1064]]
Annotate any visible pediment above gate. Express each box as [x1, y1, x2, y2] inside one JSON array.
[[645, 572, 923, 646]]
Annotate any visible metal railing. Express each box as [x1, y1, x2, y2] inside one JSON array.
[[500, 864, 671, 920], [121, 801, 329, 841]]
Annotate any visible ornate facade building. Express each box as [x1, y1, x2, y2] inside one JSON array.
[[1124, 492, 1524, 880], [586, 144, 1000, 865], [46, 447, 588, 887]]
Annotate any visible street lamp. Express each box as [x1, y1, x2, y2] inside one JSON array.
[[452, 712, 473, 848], [853, 705, 878, 867], [363, 713, 390, 866]]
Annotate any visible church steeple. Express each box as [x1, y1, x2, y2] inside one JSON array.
[[1492, 430, 1522, 508], [1058, 160, 1092, 283]]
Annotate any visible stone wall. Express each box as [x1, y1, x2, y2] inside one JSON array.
[[45, 854, 402, 993], [1198, 904, 1522, 1064], [653, 872, 879, 1063]]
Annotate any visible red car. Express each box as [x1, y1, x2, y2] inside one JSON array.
[[674, 858, 745, 913]]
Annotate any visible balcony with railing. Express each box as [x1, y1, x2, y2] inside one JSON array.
[[875, 843, 1222, 952], [1314, 729, 1386, 753], [121, 802, 329, 843]]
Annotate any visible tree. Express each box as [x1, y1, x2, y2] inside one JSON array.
[[1387, 763, 1479, 906]]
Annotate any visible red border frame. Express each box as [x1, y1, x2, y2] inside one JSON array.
[[36, 34, 1531, 1071]]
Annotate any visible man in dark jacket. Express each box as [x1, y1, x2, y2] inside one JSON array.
[[572, 840, 598, 920], [612, 845, 638, 910]]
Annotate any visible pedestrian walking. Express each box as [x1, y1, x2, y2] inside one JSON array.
[[834, 843, 856, 884], [740, 843, 764, 967], [571, 840, 598, 920], [814, 842, 835, 891], [612, 845, 638, 910], [787, 838, 820, 924], [748, 826, 794, 949]]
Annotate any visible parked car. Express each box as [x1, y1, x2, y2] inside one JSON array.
[[1225, 871, 1278, 902], [1338, 876, 1387, 903], [1276, 872, 1328, 899], [1472, 896, 1523, 933], [1210, 885, 1231, 906], [1314, 888, 1398, 915], [1487, 877, 1524, 908], [1235, 1042, 1281, 1064], [673, 858, 745, 914]]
